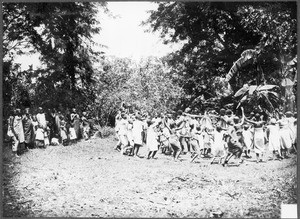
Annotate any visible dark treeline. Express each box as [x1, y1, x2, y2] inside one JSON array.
[[3, 2, 297, 132]]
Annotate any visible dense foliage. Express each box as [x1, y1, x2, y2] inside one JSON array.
[[2, 2, 297, 128], [90, 56, 183, 126], [145, 1, 297, 113], [3, 2, 106, 117]]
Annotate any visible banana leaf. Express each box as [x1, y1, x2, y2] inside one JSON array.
[[236, 95, 248, 109], [257, 85, 278, 91], [248, 85, 258, 95], [234, 84, 250, 97], [226, 49, 259, 81], [281, 78, 294, 86]]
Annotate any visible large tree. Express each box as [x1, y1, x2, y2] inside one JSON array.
[[3, 2, 107, 112], [144, 2, 297, 112]]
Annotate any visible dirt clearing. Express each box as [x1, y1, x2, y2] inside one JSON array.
[[3, 137, 297, 218]]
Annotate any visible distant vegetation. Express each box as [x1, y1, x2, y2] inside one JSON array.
[[3, 2, 297, 126]]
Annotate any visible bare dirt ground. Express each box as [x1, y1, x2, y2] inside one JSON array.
[[3, 136, 297, 218]]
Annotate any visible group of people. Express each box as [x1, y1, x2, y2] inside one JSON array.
[[6, 104, 297, 165], [114, 107, 297, 166], [6, 107, 93, 157]]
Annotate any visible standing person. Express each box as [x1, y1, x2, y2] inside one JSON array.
[[11, 109, 25, 157], [190, 124, 204, 163], [285, 111, 297, 151], [266, 118, 282, 160], [71, 108, 80, 141], [278, 114, 293, 157], [127, 118, 135, 154], [49, 108, 57, 140], [36, 107, 47, 148], [35, 123, 45, 148], [45, 108, 55, 140], [114, 111, 122, 150], [68, 121, 77, 144], [245, 113, 266, 163], [293, 112, 297, 151], [81, 112, 90, 140], [199, 111, 214, 156], [222, 108, 245, 166], [6, 110, 15, 145], [44, 121, 51, 147], [242, 123, 253, 158], [142, 113, 148, 145], [54, 111, 61, 139], [176, 110, 190, 154], [36, 107, 47, 129], [117, 113, 129, 155], [131, 115, 144, 157], [60, 115, 68, 146], [22, 108, 34, 149], [165, 122, 182, 161], [210, 125, 227, 164], [159, 122, 172, 155], [146, 120, 159, 159], [31, 114, 38, 148]]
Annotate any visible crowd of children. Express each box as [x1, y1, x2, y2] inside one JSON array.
[[6, 107, 93, 157], [114, 107, 297, 166]]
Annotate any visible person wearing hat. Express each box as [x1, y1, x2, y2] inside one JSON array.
[[266, 118, 282, 160], [11, 108, 25, 157], [245, 112, 266, 163]]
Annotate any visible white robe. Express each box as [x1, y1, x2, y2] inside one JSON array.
[[147, 124, 158, 151], [267, 124, 281, 151]]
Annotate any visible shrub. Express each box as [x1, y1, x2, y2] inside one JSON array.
[[98, 126, 115, 139]]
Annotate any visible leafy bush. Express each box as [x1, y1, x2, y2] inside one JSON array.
[[98, 126, 116, 139]]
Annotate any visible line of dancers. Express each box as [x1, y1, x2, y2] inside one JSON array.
[[114, 107, 297, 166]]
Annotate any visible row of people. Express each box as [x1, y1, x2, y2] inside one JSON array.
[[114, 108, 297, 165], [6, 107, 93, 157]]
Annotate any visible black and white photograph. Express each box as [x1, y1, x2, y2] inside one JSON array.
[[2, 1, 298, 218]]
